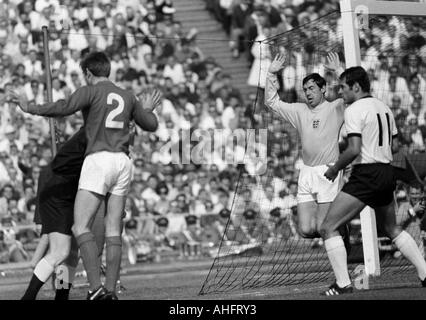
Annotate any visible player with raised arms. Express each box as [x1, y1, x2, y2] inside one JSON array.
[[321, 66, 426, 295], [265, 51, 349, 246], [10, 51, 160, 300]]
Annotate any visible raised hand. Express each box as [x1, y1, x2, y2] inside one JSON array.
[[268, 53, 286, 74], [140, 88, 162, 111], [414, 201, 426, 217], [324, 52, 341, 72], [7, 89, 29, 112]]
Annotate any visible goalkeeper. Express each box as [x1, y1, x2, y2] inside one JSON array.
[[20, 128, 106, 300], [264, 51, 349, 246]]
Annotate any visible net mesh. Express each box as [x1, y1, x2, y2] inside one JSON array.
[[200, 11, 425, 295]]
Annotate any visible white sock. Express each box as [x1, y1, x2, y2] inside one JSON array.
[[393, 231, 426, 280], [324, 236, 351, 288], [34, 258, 55, 283]]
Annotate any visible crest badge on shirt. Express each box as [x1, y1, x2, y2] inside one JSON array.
[[313, 119, 320, 129]]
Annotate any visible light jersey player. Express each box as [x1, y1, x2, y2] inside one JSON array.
[[321, 66, 426, 295], [10, 51, 160, 300], [265, 52, 349, 246]]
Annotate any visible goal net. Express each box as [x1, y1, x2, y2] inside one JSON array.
[[200, 10, 426, 295]]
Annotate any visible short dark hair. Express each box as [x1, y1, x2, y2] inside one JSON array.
[[80, 51, 111, 77], [340, 66, 370, 93], [288, 180, 298, 188], [409, 183, 423, 191], [302, 73, 326, 89]]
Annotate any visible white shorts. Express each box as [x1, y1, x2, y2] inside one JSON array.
[[297, 164, 343, 204], [79, 151, 132, 196]]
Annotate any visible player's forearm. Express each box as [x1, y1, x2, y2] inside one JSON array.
[[332, 147, 359, 172], [392, 136, 400, 154], [28, 88, 87, 117], [264, 72, 289, 115], [27, 100, 68, 117], [334, 67, 344, 78]]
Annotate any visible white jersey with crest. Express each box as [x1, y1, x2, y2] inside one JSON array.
[[265, 72, 345, 166], [344, 96, 398, 165]]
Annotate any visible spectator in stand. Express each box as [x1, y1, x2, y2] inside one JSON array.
[[229, 0, 253, 58], [154, 183, 171, 215], [1, 0, 425, 265], [239, 208, 270, 243], [268, 207, 294, 241], [395, 184, 425, 257], [407, 115, 425, 153], [141, 174, 160, 203]]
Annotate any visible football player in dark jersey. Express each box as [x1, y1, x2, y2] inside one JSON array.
[[10, 51, 160, 300], [21, 128, 103, 300]]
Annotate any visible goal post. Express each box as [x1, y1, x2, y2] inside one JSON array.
[[200, 1, 426, 296], [42, 26, 58, 157], [339, 0, 426, 277]]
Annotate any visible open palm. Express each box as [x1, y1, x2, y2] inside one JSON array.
[[268, 53, 287, 74], [140, 88, 162, 111], [324, 52, 341, 72], [7, 89, 29, 112]]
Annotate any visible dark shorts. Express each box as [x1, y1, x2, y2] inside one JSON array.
[[36, 166, 79, 236], [341, 163, 395, 208]]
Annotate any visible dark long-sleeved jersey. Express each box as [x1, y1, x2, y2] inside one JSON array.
[[28, 80, 158, 157]]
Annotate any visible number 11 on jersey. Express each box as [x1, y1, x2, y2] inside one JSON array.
[[376, 113, 391, 147]]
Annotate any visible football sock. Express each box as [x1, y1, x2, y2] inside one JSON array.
[[76, 232, 102, 291], [54, 287, 71, 300], [324, 236, 351, 288], [93, 213, 105, 258], [21, 258, 54, 300], [105, 236, 122, 292], [393, 231, 426, 281]]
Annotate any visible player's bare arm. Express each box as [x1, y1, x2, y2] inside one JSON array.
[[264, 52, 301, 125], [324, 135, 361, 181], [264, 53, 287, 112], [339, 137, 349, 153], [392, 135, 400, 154], [324, 52, 345, 104], [9, 87, 90, 117]]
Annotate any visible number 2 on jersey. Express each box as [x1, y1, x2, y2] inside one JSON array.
[[106, 93, 125, 129], [376, 113, 391, 147]]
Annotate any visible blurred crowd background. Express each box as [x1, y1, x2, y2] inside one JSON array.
[[0, 0, 424, 264]]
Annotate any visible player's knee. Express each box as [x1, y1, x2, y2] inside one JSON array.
[[318, 223, 331, 240], [384, 225, 402, 240], [72, 224, 89, 237], [297, 224, 316, 238]]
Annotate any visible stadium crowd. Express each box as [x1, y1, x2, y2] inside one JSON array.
[[0, 0, 425, 264]]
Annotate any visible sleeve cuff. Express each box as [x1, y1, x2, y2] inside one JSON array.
[[347, 133, 362, 138]]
